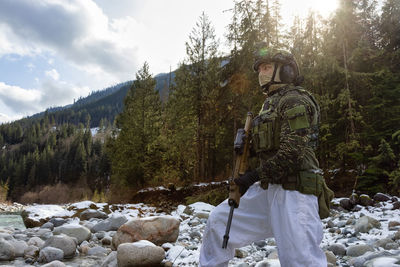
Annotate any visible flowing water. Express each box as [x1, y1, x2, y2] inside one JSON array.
[[0, 213, 25, 229]]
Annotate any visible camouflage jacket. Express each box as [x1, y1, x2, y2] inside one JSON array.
[[251, 85, 320, 188]]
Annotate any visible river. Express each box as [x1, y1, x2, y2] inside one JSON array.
[[0, 213, 25, 229]]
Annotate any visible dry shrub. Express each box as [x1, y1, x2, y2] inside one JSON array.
[[19, 182, 93, 204], [19, 191, 39, 204], [106, 184, 136, 204]]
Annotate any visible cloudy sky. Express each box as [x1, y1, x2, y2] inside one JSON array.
[[0, 0, 338, 124]]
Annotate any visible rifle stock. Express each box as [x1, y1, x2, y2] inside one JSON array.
[[222, 112, 253, 249]]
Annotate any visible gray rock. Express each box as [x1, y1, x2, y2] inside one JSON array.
[[235, 248, 248, 258], [190, 231, 201, 239], [95, 231, 106, 240], [41, 222, 54, 231], [394, 229, 400, 240], [0, 233, 13, 241], [53, 224, 91, 244], [87, 246, 108, 256], [254, 240, 267, 247], [327, 243, 346, 256], [340, 198, 354, 211], [373, 193, 391, 202], [374, 238, 393, 248], [354, 216, 381, 234], [37, 228, 53, 240], [327, 220, 335, 228], [42, 235, 77, 259], [325, 250, 336, 265], [350, 193, 359, 205], [364, 256, 400, 267], [233, 264, 249, 267], [101, 250, 117, 267], [0, 238, 15, 260], [359, 194, 374, 206], [112, 216, 179, 248], [91, 214, 127, 233], [48, 218, 67, 227], [385, 242, 399, 250], [8, 239, 28, 257], [101, 236, 112, 246], [393, 201, 400, 210], [27, 236, 44, 247], [42, 260, 66, 267], [117, 241, 165, 267], [346, 244, 374, 257], [24, 245, 39, 259], [38, 247, 64, 263], [80, 209, 108, 221]]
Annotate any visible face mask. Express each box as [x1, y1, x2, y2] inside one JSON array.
[[258, 65, 281, 87]]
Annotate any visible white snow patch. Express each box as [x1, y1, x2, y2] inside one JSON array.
[[138, 186, 168, 193], [90, 127, 99, 136], [70, 201, 95, 209], [132, 240, 156, 248], [25, 205, 74, 220], [189, 202, 215, 213]]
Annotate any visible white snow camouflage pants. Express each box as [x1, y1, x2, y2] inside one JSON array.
[[199, 183, 327, 267]]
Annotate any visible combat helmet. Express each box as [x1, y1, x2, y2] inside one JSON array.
[[253, 42, 303, 89]]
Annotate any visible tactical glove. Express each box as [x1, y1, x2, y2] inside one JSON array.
[[234, 170, 260, 196]]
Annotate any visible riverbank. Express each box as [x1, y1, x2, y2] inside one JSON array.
[[0, 190, 400, 266]]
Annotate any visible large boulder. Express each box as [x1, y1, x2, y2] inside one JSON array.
[[21, 210, 45, 228], [0, 239, 15, 261], [42, 235, 77, 259], [112, 216, 180, 249], [91, 214, 127, 233], [117, 241, 165, 267], [80, 209, 108, 221], [38, 247, 64, 263], [21, 205, 73, 228], [354, 216, 381, 234], [53, 224, 91, 244]]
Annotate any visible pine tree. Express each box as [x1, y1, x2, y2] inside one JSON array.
[[111, 62, 162, 188]]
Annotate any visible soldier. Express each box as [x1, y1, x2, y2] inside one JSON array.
[[199, 44, 333, 267]]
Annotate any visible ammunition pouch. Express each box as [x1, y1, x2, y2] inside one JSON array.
[[285, 105, 310, 131], [252, 115, 279, 153]]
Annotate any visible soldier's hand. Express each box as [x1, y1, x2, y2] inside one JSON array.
[[234, 170, 260, 196]]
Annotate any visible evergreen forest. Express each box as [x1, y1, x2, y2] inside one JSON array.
[[1, 0, 400, 203]]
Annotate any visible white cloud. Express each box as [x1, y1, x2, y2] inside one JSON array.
[[45, 69, 60, 80], [0, 0, 141, 81], [0, 81, 90, 119]]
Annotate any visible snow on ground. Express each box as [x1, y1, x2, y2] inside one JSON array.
[[24, 204, 74, 221], [18, 193, 400, 266]]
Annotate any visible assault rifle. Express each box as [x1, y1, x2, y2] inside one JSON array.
[[222, 112, 253, 249]]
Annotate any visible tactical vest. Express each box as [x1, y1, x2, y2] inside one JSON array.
[[252, 86, 320, 154], [252, 85, 334, 219]]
